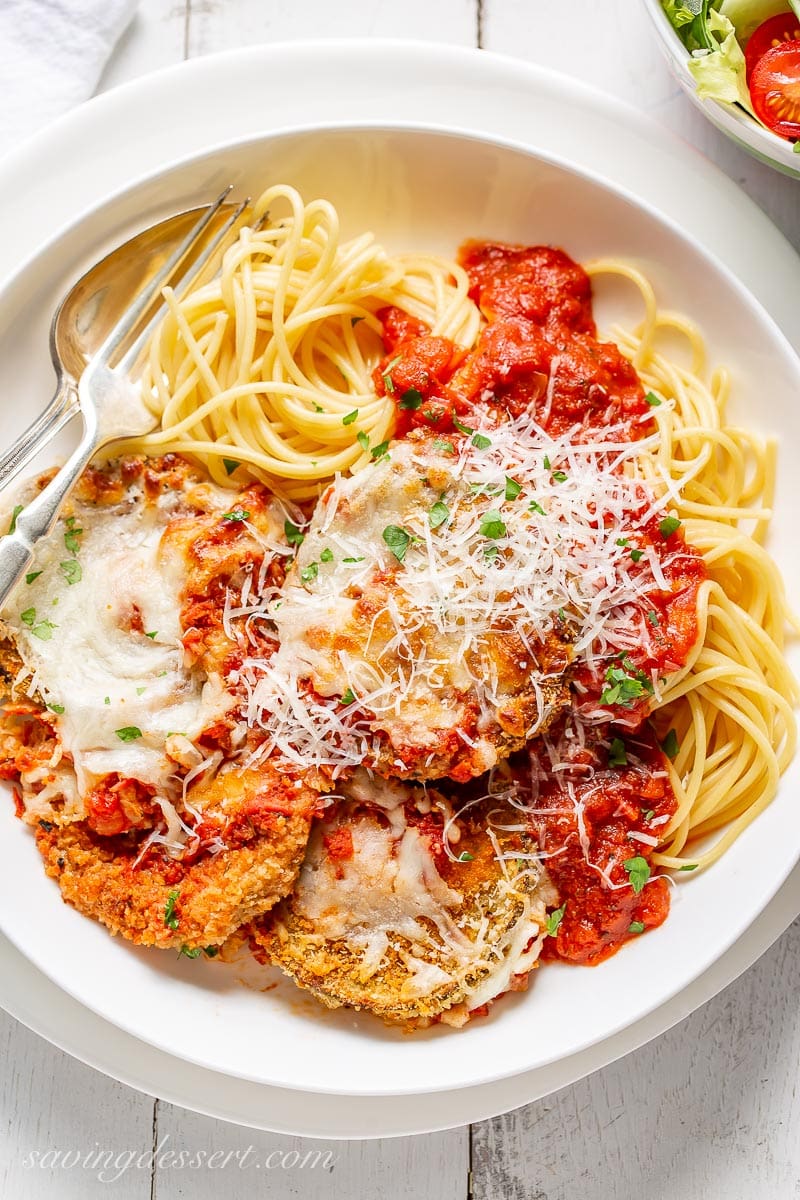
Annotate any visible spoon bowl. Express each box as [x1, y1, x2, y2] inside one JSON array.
[[1, 201, 244, 490]]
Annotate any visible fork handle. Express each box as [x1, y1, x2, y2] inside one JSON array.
[[0, 377, 80, 494], [0, 430, 97, 610]]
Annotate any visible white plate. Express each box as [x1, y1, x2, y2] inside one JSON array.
[[642, 0, 800, 180], [0, 43, 797, 1126], [3, 862, 799, 1139]]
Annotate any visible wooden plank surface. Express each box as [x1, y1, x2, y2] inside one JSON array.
[[187, 0, 476, 55], [473, 917, 800, 1200], [0, 1014, 154, 1199], [152, 1106, 467, 1199], [2, 1, 800, 1197]]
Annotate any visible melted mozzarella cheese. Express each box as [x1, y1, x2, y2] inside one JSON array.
[[242, 412, 673, 776], [289, 769, 553, 1008], [4, 481, 230, 808]]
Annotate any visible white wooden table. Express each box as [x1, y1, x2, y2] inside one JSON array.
[[2, 3, 799, 1197]]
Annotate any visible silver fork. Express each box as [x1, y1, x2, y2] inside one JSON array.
[[0, 189, 247, 610]]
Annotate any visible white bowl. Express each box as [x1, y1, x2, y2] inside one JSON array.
[[0, 123, 798, 1099], [643, 0, 800, 178]]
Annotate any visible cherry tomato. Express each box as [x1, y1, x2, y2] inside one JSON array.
[[749, 40, 800, 140], [745, 12, 800, 80]]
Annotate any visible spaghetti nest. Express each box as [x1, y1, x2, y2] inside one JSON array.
[[587, 260, 798, 871], [129, 188, 796, 876], [132, 184, 480, 501]]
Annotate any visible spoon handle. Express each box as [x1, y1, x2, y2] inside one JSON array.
[[0, 379, 79, 495], [0, 430, 97, 610]]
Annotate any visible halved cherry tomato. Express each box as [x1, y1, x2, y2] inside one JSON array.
[[749, 39, 800, 140], [745, 12, 800, 81]]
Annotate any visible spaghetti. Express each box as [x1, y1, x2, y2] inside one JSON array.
[[130, 192, 797, 881], [130, 185, 480, 500], [587, 260, 798, 871], [3, 186, 795, 1001]]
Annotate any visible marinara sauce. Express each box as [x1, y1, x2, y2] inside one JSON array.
[[375, 240, 706, 965]]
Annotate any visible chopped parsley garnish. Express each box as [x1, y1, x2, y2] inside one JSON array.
[[8, 505, 23, 534], [529, 499, 546, 516], [608, 737, 628, 767], [599, 659, 654, 707], [457, 851, 475, 862], [452, 416, 473, 436], [284, 519, 305, 547], [21, 608, 57, 640], [356, 431, 370, 453], [480, 510, 506, 540], [382, 524, 411, 563], [25, 571, 42, 585], [679, 863, 698, 872], [643, 809, 655, 822], [320, 547, 334, 563], [471, 432, 492, 451], [552, 470, 568, 483], [47, 703, 65, 715], [342, 409, 359, 425], [623, 856, 651, 894], [343, 556, 365, 564], [60, 559, 82, 586], [399, 388, 423, 411], [543, 455, 551, 470], [628, 921, 645, 934], [104, 696, 110, 706], [115, 726, 142, 742], [646, 610, 659, 628], [381, 355, 402, 393], [63, 517, 83, 555], [616, 537, 629, 547], [370, 440, 390, 460], [340, 687, 356, 705], [136, 687, 146, 696], [313, 403, 324, 413], [179, 945, 202, 959], [221, 509, 250, 522], [545, 902, 567, 937], [222, 458, 239, 475], [203, 945, 219, 957], [661, 728, 680, 760], [429, 500, 449, 529], [432, 439, 455, 454], [659, 515, 681, 538], [505, 476, 522, 501], [300, 563, 319, 584], [484, 545, 500, 562], [645, 391, 662, 407], [145, 630, 158, 639], [629, 548, 644, 563], [164, 889, 180, 931]]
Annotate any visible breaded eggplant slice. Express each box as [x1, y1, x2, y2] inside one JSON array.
[[0, 454, 290, 829], [257, 433, 573, 784], [36, 764, 316, 950], [250, 770, 556, 1027]]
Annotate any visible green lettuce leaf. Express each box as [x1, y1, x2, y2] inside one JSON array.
[[717, 0, 791, 42], [663, 0, 701, 29], [687, 7, 755, 114]]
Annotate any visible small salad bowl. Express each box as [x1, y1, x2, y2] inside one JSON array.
[[643, 0, 800, 178]]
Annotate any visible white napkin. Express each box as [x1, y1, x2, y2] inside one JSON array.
[[0, 0, 138, 157]]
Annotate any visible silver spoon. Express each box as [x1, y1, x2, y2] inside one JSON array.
[[0, 191, 249, 608], [0, 197, 247, 491]]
